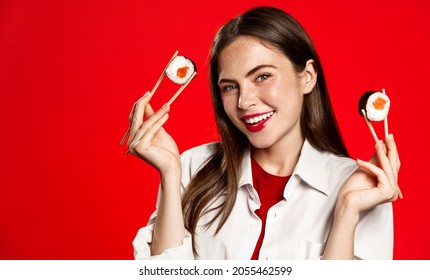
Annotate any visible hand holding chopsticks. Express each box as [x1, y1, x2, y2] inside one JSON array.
[[358, 88, 403, 199], [120, 51, 197, 148]]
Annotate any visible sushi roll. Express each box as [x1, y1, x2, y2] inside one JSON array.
[[358, 90, 390, 121], [166, 55, 196, 84]]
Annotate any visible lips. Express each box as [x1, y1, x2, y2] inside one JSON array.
[[242, 111, 274, 132]]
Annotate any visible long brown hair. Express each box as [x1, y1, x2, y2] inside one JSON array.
[[182, 6, 349, 257]]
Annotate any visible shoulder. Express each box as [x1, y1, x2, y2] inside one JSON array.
[[299, 140, 357, 174], [325, 151, 357, 175], [320, 151, 358, 195], [180, 142, 220, 183], [180, 142, 220, 164], [296, 140, 358, 195]]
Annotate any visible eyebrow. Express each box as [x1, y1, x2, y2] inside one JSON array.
[[218, 64, 277, 84]]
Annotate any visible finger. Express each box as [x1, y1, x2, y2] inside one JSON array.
[[131, 113, 170, 155], [121, 99, 140, 145], [145, 103, 156, 118], [384, 135, 398, 182], [121, 96, 142, 145], [128, 100, 137, 125], [128, 104, 170, 149], [375, 140, 398, 198], [385, 134, 400, 172], [356, 158, 390, 187], [385, 134, 403, 198], [129, 110, 169, 155], [375, 141, 395, 183], [367, 142, 387, 166], [128, 92, 149, 125], [368, 153, 378, 166], [129, 92, 151, 143], [356, 158, 397, 201]]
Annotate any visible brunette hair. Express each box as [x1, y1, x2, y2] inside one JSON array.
[[182, 6, 349, 257]]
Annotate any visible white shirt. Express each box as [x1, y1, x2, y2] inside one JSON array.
[[133, 140, 393, 260]]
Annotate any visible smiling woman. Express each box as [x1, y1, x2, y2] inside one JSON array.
[[0, 0, 428, 261], [127, 6, 401, 260]]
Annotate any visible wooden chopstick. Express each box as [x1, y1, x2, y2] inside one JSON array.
[[381, 88, 389, 140], [362, 109, 379, 142], [167, 71, 197, 106]]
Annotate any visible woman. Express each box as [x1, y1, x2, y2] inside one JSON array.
[[128, 7, 400, 259]]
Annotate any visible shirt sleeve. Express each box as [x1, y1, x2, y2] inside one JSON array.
[[132, 143, 217, 260], [354, 202, 394, 259], [132, 210, 195, 260], [132, 146, 203, 260]]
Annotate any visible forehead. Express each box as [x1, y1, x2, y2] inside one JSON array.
[[218, 36, 289, 77]]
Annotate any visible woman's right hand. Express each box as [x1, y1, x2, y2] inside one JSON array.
[[127, 91, 185, 255], [127, 91, 180, 175]]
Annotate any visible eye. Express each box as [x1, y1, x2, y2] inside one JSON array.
[[221, 84, 238, 93], [255, 73, 271, 82]]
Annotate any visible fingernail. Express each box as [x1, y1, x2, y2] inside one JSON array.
[[385, 134, 392, 142], [375, 141, 384, 149]]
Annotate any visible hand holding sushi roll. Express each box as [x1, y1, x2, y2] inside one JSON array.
[[121, 51, 197, 168], [356, 89, 403, 199], [121, 51, 197, 255], [120, 51, 196, 146]]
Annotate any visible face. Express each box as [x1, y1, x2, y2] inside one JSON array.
[[217, 36, 316, 150]]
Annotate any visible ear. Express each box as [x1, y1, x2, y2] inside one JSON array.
[[301, 59, 317, 94]]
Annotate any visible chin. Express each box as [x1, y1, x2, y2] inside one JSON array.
[[248, 138, 275, 149]]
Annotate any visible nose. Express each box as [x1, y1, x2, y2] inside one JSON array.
[[238, 83, 257, 110]]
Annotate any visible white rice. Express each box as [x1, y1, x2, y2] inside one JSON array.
[[365, 92, 390, 121], [166, 56, 195, 84]]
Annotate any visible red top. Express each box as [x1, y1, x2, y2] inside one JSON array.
[[250, 156, 291, 260]]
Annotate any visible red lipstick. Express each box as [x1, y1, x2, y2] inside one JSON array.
[[242, 111, 274, 133], [245, 118, 270, 132]]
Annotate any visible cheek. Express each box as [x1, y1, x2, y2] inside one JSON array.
[[260, 86, 287, 108], [282, 94, 304, 120], [268, 80, 304, 106], [221, 95, 238, 117]]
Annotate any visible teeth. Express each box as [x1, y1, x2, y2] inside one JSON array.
[[245, 111, 274, 124]]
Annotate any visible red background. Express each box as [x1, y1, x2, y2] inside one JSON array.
[[1, 0, 429, 259]]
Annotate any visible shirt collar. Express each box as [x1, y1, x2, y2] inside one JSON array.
[[293, 139, 330, 196], [238, 139, 330, 196], [239, 148, 253, 188]]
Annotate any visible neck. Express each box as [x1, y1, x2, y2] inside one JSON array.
[[251, 136, 304, 177]]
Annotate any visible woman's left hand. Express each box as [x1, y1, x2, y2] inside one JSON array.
[[322, 134, 401, 259], [338, 134, 402, 216]]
